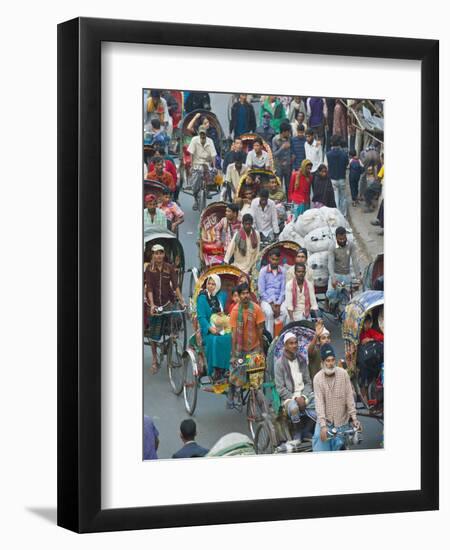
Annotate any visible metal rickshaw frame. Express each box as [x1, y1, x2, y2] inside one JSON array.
[[178, 109, 227, 209], [143, 227, 188, 395], [253, 320, 318, 454], [182, 264, 268, 439], [342, 290, 384, 422]]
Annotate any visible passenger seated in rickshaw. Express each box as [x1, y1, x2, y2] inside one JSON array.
[[159, 189, 184, 233], [197, 274, 232, 381], [147, 157, 176, 193], [236, 186, 255, 219], [285, 247, 314, 284], [224, 214, 260, 273], [144, 194, 168, 231], [358, 314, 384, 402], [307, 319, 331, 380], [274, 332, 315, 441], [284, 263, 319, 323], [214, 203, 242, 251], [258, 248, 287, 336], [268, 174, 287, 225]]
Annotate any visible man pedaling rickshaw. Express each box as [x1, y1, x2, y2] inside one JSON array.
[[228, 283, 265, 409], [145, 244, 186, 374]]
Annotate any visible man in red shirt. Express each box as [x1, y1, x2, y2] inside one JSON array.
[[146, 157, 176, 193]]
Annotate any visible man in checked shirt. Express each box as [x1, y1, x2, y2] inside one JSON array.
[[312, 344, 361, 451]]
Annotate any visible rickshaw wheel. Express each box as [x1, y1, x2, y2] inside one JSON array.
[[167, 337, 184, 395], [254, 419, 277, 455], [247, 388, 269, 440], [183, 352, 198, 415]]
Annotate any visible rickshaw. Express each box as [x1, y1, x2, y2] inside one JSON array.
[[235, 168, 279, 199], [143, 179, 170, 204], [178, 109, 227, 210], [253, 321, 318, 454], [182, 265, 269, 439], [362, 253, 384, 291], [144, 227, 188, 394], [342, 290, 384, 422], [193, 201, 228, 277], [239, 132, 274, 167], [251, 240, 301, 294], [144, 179, 182, 236]]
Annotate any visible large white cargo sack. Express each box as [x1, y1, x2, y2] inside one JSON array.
[[319, 206, 347, 229], [294, 208, 325, 237], [304, 226, 334, 254], [279, 221, 305, 247], [309, 251, 329, 289]]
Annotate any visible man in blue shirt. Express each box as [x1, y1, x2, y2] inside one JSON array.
[[258, 248, 287, 335], [229, 94, 256, 139], [291, 123, 307, 171], [143, 415, 159, 460], [326, 134, 349, 216]]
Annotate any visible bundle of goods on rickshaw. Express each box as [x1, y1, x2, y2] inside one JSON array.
[[294, 206, 347, 238]]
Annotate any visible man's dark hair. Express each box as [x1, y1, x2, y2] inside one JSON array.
[[152, 156, 164, 165], [297, 124, 305, 132], [237, 282, 250, 295], [298, 247, 308, 258], [280, 120, 291, 134], [259, 188, 269, 199], [233, 151, 246, 164], [269, 248, 281, 257], [330, 134, 341, 147], [335, 226, 347, 236], [242, 213, 254, 224], [253, 137, 263, 146], [305, 128, 314, 137], [151, 118, 161, 130], [350, 149, 357, 157], [231, 286, 239, 294], [180, 419, 197, 440], [227, 203, 240, 213]]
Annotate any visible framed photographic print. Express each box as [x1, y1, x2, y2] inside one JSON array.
[[57, 17, 439, 533]]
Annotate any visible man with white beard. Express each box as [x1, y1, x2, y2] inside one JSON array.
[[312, 344, 360, 451]]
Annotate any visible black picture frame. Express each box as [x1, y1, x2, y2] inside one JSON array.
[[57, 17, 439, 533]]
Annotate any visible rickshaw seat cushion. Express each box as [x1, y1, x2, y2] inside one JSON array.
[[202, 242, 224, 255]]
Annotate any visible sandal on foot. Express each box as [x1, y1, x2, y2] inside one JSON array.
[[150, 361, 160, 375]]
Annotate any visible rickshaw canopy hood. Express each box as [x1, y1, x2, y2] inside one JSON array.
[[342, 290, 384, 345]]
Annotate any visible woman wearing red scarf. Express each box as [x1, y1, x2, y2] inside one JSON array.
[[288, 159, 313, 218]]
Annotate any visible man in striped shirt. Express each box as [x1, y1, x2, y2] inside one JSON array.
[[312, 344, 360, 451]]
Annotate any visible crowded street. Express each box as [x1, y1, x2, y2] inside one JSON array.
[[143, 91, 384, 459]]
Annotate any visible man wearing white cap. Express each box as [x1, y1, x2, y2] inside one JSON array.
[[274, 332, 315, 441], [145, 244, 186, 374]]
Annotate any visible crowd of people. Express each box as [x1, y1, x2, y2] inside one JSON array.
[[143, 91, 384, 457]]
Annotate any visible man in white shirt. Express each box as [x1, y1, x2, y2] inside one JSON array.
[[274, 332, 315, 441], [304, 128, 323, 174], [222, 152, 248, 201], [224, 213, 260, 273], [187, 125, 217, 210], [284, 263, 319, 322], [245, 137, 272, 169], [250, 188, 279, 243]]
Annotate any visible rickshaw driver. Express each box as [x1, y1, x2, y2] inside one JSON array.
[[187, 125, 217, 211], [274, 332, 315, 441], [145, 244, 186, 374], [228, 283, 265, 408], [327, 226, 361, 315], [312, 344, 361, 452]]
